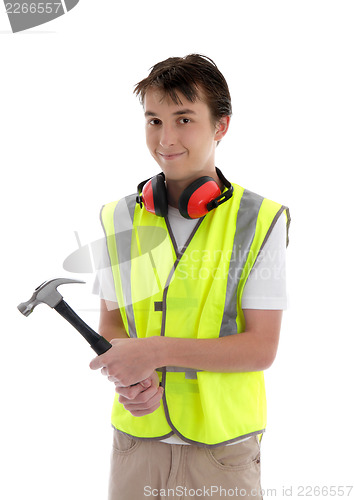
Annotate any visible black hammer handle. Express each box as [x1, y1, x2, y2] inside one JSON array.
[[54, 299, 112, 355]]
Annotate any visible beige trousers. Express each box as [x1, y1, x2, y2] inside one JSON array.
[[108, 429, 263, 500]]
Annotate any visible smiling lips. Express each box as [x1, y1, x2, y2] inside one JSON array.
[[158, 152, 185, 160]]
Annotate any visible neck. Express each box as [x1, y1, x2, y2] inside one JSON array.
[[166, 181, 187, 208]]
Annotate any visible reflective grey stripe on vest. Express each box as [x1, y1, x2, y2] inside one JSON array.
[[113, 195, 137, 338], [219, 189, 264, 337], [157, 367, 200, 380]]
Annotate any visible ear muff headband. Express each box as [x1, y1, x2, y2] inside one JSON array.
[[205, 167, 234, 212]]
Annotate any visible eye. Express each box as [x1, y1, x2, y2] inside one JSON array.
[[179, 118, 191, 124], [148, 118, 161, 126]]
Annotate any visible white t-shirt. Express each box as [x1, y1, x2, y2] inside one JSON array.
[[93, 207, 288, 445]]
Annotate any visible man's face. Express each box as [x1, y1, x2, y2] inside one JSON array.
[[144, 88, 227, 184]]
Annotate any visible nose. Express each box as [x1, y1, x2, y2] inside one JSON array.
[[159, 124, 177, 148]]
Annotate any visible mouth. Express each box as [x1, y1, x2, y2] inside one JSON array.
[[157, 152, 185, 160]]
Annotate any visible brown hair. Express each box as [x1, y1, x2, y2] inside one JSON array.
[[134, 54, 232, 123]]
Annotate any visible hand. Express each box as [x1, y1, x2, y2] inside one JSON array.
[[89, 337, 156, 386], [115, 371, 164, 417]]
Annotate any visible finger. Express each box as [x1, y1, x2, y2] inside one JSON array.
[[129, 401, 162, 417], [115, 384, 145, 400], [120, 385, 163, 408], [114, 375, 155, 393], [89, 356, 105, 371], [89, 339, 120, 371], [118, 384, 157, 404], [137, 372, 160, 390], [140, 378, 152, 389]]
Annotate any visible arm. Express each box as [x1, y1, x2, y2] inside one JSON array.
[[98, 299, 129, 341], [90, 309, 283, 386], [153, 308, 282, 373]]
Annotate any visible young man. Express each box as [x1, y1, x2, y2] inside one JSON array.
[[91, 54, 290, 500]]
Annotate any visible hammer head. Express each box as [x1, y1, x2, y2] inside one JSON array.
[[18, 278, 85, 317]]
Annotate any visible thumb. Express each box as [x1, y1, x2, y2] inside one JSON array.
[[89, 356, 102, 370], [140, 378, 152, 389]]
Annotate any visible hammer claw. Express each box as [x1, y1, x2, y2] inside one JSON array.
[[17, 278, 85, 316], [18, 277, 112, 355]]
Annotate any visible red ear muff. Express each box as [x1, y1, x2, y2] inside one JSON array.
[[141, 179, 155, 213], [140, 173, 168, 217], [179, 177, 221, 219]]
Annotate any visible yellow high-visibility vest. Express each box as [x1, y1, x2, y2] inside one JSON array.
[[100, 182, 290, 446]]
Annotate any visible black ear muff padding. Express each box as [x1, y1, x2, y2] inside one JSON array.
[[151, 173, 168, 217]]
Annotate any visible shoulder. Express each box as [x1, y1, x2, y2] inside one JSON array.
[[100, 193, 137, 218], [230, 183, 290, 247], [100, 193, 137, 234], [231, 183, 284, 211], [262, 212, 287, 251]]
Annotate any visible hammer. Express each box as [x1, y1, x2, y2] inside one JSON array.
[[17, 278, 112, 355]]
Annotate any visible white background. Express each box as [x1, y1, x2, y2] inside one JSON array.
[[1, 1, 353, 498]]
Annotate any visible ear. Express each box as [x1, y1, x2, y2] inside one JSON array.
[[214, 115, 231, 142]]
